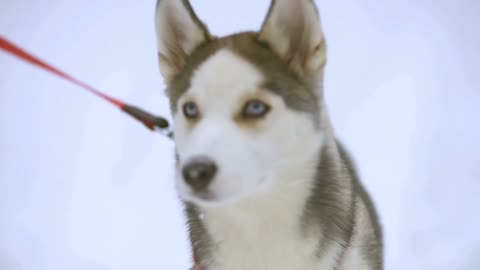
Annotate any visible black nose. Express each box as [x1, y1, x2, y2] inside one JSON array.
[[182, 157, 217, 190]]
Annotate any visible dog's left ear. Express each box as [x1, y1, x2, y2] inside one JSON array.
[[155, 0, 212, 82], [259, 0, 326, 77]]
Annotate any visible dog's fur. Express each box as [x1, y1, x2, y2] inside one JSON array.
[[154, 0, 383, 269]]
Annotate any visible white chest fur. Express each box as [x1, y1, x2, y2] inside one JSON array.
[[199, 170, 342, 270]]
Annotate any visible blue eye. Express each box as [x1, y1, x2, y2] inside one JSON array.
[[183, 102, 200, 119], [243, 99, 270, 118]]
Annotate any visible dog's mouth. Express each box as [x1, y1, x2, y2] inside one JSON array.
[[194, 190, 217, 201], [181, 175, 270, 208], [180, 186, 220, 206]]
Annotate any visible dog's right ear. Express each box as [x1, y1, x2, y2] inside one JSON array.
[[155, 0, 212, 82]]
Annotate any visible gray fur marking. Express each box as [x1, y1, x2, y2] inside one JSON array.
[[336, 142, 384, 269], [167, 33, 320, 124]]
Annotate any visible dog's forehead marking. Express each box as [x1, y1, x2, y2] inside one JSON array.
[[167, 33, 319, 120], [189, 48, 264, 99]]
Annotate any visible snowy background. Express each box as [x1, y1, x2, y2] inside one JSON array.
[[1, 0, 479, 269]]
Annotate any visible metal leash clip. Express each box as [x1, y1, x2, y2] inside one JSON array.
[[122, 105, 174, 139]]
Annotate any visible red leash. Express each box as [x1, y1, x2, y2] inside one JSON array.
[[0, 35, 172, 137]]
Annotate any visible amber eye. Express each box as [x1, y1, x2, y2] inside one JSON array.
[[242, 99, 270, 118], [183, 102, 200, 119]]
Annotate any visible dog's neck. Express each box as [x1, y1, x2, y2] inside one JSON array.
[[203, 163, 316, 233], [189, 141, 344, 270]]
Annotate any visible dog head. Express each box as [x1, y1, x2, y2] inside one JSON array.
[[155, 0, 328, 207]]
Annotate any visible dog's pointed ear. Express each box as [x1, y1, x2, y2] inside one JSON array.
[[259, 0, 326, 76], [155, 0, 212, 82]]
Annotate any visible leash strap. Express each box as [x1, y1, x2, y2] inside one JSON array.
[[0, 35, 172, 137]]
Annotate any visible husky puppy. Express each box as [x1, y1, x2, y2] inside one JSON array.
[[154, 0, 383, 269]]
